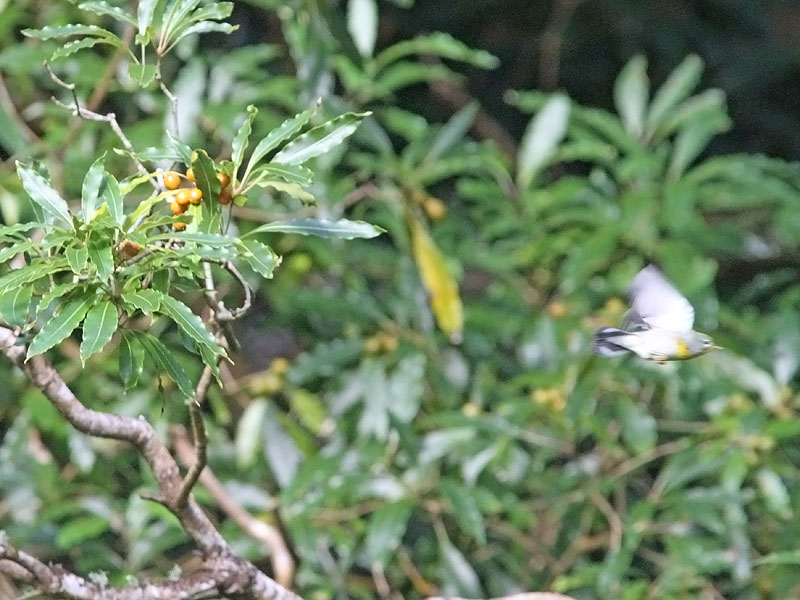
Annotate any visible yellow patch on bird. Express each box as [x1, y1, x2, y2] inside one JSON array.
[[676, 340, 691, 359]]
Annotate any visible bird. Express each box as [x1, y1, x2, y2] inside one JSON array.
[[593, 265, 719, 362]]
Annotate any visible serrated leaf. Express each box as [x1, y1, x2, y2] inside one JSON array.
[[136, 332, 193, 397], [36, 282, 78, 317], [409, 213, 463, 341], [78, 1, 137, 26], [119, 332, 145, 390], [169, 21, 238, 49], [66, 244, 89, 274], [232, 105, 258, 176], [373, 31, 498, 71], [51, 37, 103, 60], [16, 162, 73, 227], [255, 180, 315, 204], [348, 0, 378, 57], [243, 107, 317, 178], [238, 239, 281, 278], [103, 172, 124, 226], [364, 500, 413, 565], [22, 23, 116, 39], [87, 238, 114, 281], [122, 289, 161, 314], [187, 2, 233, 23], [0, 240, 34, 264], [247, 163, 314, 186], [246, 218, 383, 240], [516, 94, 570, 191], [0, 259, 69, 293], [80, 300, 118, 365], [27, 295, 94, 358], [137, 0, 157, 38], [273, 112, 369, 165], [190, 149, 221, 233], [167, 130, 193, 164], [0, 223, 46, 239], [128, 63, 157, 87], [613, 55, 648, 139], [82, 155, 106, 223], [156, 292, 225, 358], [0, 286, 32, 326], [150, 232, 235, 246]]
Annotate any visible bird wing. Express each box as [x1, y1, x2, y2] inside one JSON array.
[[628, 265, 695, 333]]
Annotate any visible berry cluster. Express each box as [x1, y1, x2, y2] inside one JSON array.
[[164, 169, 232, 230]]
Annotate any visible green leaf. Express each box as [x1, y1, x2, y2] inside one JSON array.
[[137, 0, 157, 39], [364, 500, 413, 565], [647, 54, 704, 137], [273, 112, 369, 165], [246, 218, 384, 240], [232, 105, 258, 177], [0, 240, 34, 264], [36, 282, 78, 317], [16, 162, 73, 227], [119, 332, 145, 390], [169, 21, 238, 48], [425, 101, 478, 163], [243, 107, 317, 177], [755, 551, 800, 566], [128, 63, 157, 87], [0, 286, 32, 326], [253, 180, 315, 204], [103, 172, 124, 226], [87, 238, 114, 281], [150, 232, 235, 246], [23, 23, 117, 40], [136, 332, 194, 397], [236, 398, 267, 467], [668, 113, 731, 178], [122, 289, 161, 314], [247, 163, 314, 186], [238, 239, 281, 278], [439, 535, 483, 597], [82, 155, 106, 223], [187, 2, 233, 23], [0, 259, 69, 293], [78, 1, 137, 26], [27, 294, 94, 358], [51, 37, 103, 60], [516, 94, 570, 191], [65, 244, 89, 274], [613, 55, 648, 139], [440, 480, 486, 544], [348, 0, 378, 57], [167, 130, 193, 164], [373, 31, 498, 72], [80, 300, 118, 365], [190, 149, 221, 233], [155, 292, 225, 358]]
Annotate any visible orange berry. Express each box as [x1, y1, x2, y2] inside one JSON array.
[[176, 190, 191, 206], [217, 172, 230, 188], [163, 172, 181, 190], [189, 188, 203, 204], [423, 197, 447, 221], [170, 200, 186, 215], [186, 168, 195, 183], [173, 221, 186, 231], [219, 188, 232, 205]]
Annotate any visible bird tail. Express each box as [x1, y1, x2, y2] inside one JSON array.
[[593, 327, 633, 357]]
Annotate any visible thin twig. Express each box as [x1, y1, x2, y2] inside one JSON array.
[[159, 76, 180, 137], [538, 0, 584, 91], [589, 489, 622, 553], [172, 426, 296, 588], [203, 261, 253, 322], [175, 364, 214, 510]]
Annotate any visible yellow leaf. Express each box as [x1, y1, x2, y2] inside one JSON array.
[[408, 213, 463, 342]]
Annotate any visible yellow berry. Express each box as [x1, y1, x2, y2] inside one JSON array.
[[173, 221, 186, 231], [170, 200, 186, 215], [176, 190, 191, 206], [217, 172, 230, 188], [189, 188, 203, 205], [423, 197, 447, 221], [186, 168, 195, 183], [164, 172, 181, 190]]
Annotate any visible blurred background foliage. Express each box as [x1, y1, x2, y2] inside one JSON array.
[[2, 1, 800, 599]]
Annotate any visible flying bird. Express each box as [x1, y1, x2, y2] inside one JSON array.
[[593, 265, 718, 362]]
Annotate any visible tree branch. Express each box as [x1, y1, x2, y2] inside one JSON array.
[[0, 325, 302, 600], [173, 426, 296, 589], [175, 364, 214, 509]]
